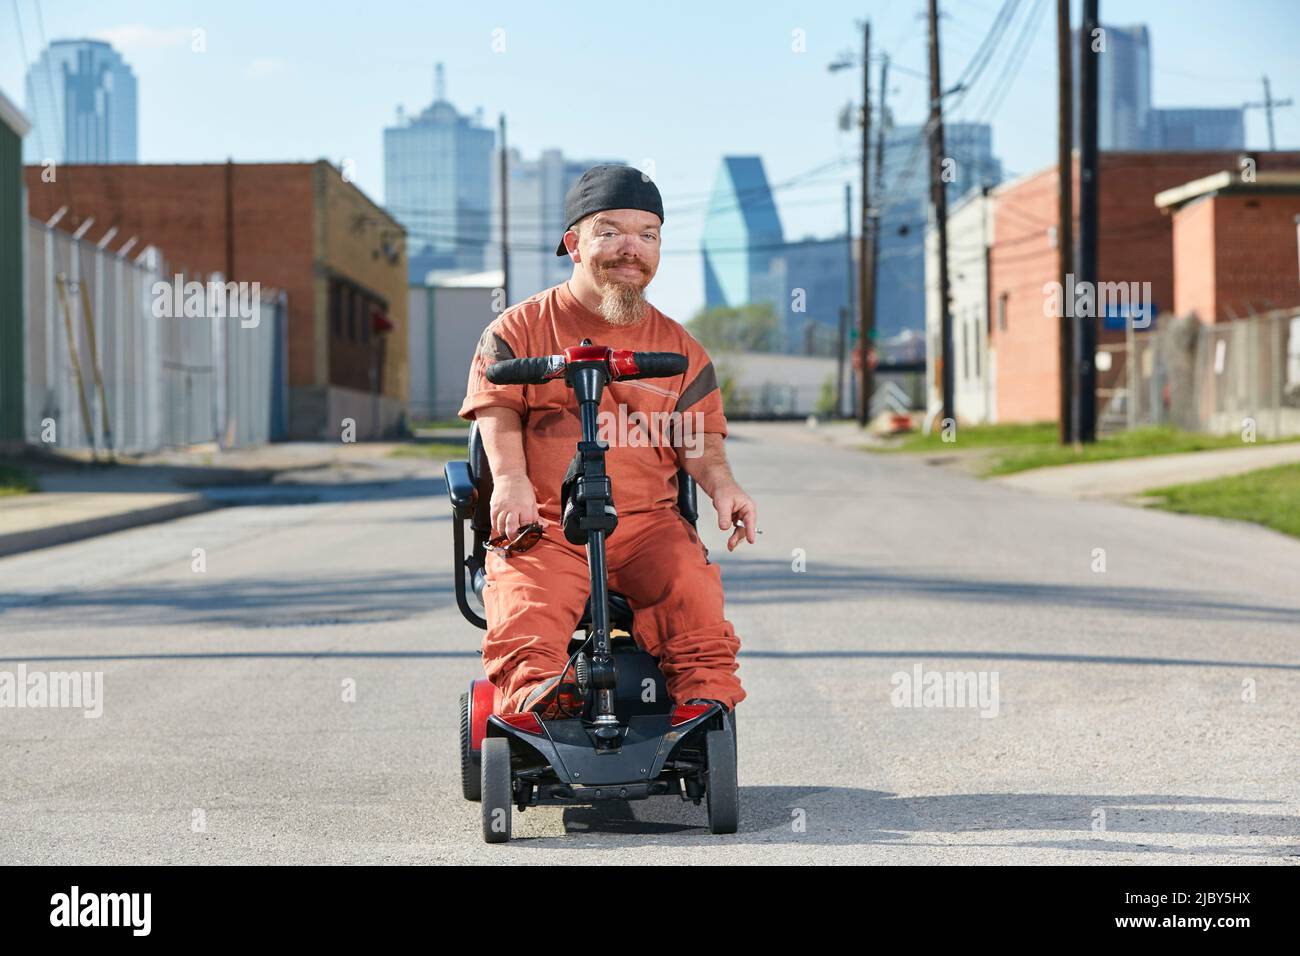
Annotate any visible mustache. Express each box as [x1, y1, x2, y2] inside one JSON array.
[[598, 258, 649, 273]]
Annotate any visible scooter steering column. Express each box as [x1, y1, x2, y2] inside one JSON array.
[[565, 362, 622, 742]]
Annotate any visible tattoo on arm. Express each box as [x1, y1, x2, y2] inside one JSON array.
[[477, 327, 517, 365]]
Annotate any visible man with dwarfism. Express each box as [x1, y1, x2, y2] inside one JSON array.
[[459, 164, 757, 719]]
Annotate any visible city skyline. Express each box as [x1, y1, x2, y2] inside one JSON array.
[[22, 37, 137, 164], [4, 0, 1297, 323], [383, 64, 494, 282]]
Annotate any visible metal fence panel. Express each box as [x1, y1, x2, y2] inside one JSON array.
[[1118, 308, 1300, 438], [24, 217, 284, 455]]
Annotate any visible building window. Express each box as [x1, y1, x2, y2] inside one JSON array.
[[328, 275, 387, 348], [997, 292, 1008, 333], [973, 313, 982, 378]]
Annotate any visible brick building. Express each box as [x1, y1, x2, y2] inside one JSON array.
[[987, 150, 1300, 423], [23, 161, 408, 439], [1155, 170, 1300, 322]]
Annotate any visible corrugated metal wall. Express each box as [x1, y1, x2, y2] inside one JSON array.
[[0, 122, 24, 445], [24, 217, 288, 454]]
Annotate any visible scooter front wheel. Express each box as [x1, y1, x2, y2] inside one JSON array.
[[705, 725, 739, 834], [481, 737, 513, 843]]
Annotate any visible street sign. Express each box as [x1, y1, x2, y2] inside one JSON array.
[[1103, 301, 1157, 331]]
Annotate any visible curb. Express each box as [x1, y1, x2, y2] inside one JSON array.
[[0, 496, 219, 559]]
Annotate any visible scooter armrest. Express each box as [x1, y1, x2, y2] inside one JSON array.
[[444, 461, 478, 519]]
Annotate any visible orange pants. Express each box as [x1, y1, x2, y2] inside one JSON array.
[[481, 507, 746, 715]]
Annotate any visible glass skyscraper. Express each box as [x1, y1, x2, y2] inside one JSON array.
[[701, 156, 853, 354], [877, 121, 1003, 339], [23, 39, 137, 164], [1072, 24, 1244, 150], [1077, 24, 1152, 150], [701, 156, 785, 311], [384, 66, 494, 283], [1147, 108, 1245, 150]]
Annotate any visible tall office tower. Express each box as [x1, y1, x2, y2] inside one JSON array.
[[880, 121, 1002, 208], [770, 236, 852, 354], [384, 64, 494, 283], [23, 39, 138, 164], [1148, 107, 1245, 149], [701, 156, 785, 313], [877, 121, 1002, 338], [1074, 24, 1152, 150], [487, 148, 624, 300], [1072, 24, 1244, 151]]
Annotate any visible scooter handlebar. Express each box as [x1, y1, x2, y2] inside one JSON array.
[[622, 351, 689, 380], [484, 350, 688, 385], [485, 355, 565, 385]]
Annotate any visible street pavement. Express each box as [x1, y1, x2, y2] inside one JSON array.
[[1, 423, 1296, 863]]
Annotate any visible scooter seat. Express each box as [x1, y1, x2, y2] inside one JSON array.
[[580, 592, 634, 631]]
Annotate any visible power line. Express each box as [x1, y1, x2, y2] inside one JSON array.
[[947, 0, 1023, 113], [30, 0, 63, 159], [968, 0, 1048, 123], [877, 0, 1026, 215], [8, 0, 42, 158]]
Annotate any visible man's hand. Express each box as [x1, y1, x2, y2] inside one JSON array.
[[711, 481, 758, 551], [476, 406, 539, 539], [490, 473, 540, 539]]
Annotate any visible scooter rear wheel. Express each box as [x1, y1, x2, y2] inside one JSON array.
[[481, 737, 513, 843], [460, 692, 481, 802], [705, 724, 739, 834]]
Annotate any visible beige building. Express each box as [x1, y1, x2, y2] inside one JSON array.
[[926, 187, 996, 425]]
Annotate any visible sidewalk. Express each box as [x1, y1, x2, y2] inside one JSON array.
[[728, 418, 892, 449], [993, 442, 1300, 500], [0, 441, 415, 558], [0, 489, 213, 557]]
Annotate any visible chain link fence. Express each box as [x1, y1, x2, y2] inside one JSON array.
[[1102, 308, 1300, 438]]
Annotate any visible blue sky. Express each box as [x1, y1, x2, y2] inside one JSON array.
[[4, 0, 1297, 321]]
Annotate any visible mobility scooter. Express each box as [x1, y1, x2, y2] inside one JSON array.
[[444, 342, 739, 843]]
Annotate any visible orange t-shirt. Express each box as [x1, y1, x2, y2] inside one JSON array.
[[458, 281, 727, 520]]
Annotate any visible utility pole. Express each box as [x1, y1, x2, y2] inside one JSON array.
[[839, 182, 853, 419], [498, 113, 510, 306], [928, 0, 954, 426], [867, 52, 889, 417], [1077, 0, 1100, 443], [1243, 75, 1293, 151], [1056, 0, 1075, 444], [858, 21, 873, 427]]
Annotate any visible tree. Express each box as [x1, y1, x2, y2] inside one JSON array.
[[686, 303, 781, 353], [815, 373, 838, 418]]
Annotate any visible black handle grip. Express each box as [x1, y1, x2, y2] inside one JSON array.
[[485, 356, 561, 385], [625, 352, 688, 380]]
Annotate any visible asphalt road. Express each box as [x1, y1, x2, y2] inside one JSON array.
[[1, 424, 1297, 864]]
